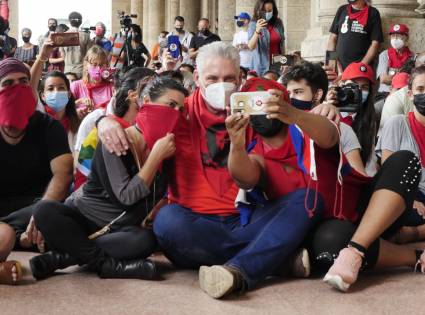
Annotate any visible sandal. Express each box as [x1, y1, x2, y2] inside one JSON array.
[[0, 260, 23, 285]]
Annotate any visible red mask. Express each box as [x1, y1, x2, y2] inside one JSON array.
[[0, 84, 37, 130], [135, 104, 180, 150]]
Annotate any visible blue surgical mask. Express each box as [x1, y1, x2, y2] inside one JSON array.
[[265, 12, 273, 21], [45, 91, 69, 112], [361, 90, 369, 104], [290, 98, 313, 110]]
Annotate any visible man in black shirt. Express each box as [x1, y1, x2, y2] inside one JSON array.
[[0, 57, 73, 266], [327, 0, 383, 70], [189, 18, 221, 62]]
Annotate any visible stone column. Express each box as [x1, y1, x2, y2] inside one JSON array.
[[7, 0, 18, 40], [236, 0, 256, 16], [146, 0, 165, 51], [142, 0, 150, 44], [131, 0, 143, 27], [279, 0, 312, 53], [166, 0, 180, 32], [179, 0, 201, 34], [218, 0, 236, 42]]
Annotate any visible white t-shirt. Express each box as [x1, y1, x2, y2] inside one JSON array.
[[232, 30, 253, 69]]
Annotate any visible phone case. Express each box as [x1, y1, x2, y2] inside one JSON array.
[[51, 32, 80, 47], [230, 92, 270, 115], [272, 55, 294, 66], [168, 35, 181, 59]]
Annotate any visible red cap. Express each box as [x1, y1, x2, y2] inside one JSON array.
[[341, 62, 375, 83], [241, 77, 289, 102], [391, 72, 410, 89], [389, 24, 409, 36]]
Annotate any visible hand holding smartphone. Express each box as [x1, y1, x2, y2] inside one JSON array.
[[167, 35, 181, 59]]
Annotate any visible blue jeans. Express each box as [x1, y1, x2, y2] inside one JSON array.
[[153, 188, 323, 289]]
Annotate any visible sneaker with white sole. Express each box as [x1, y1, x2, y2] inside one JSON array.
[[289, 248, 311, 278], [199, 265, 245, 299], [323, 246, 364, 292]]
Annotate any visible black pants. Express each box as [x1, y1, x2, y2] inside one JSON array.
[[310, 150, 423, 271], [33, 200, 157, 265]]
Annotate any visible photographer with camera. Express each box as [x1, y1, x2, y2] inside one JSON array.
[[324, 62, 377, 176], [110, 11, 139, 70], [60, 12, 92, 79], [283, 62, 367, 176], [247, 0, 285, 76], [92, 22, 112, 53]]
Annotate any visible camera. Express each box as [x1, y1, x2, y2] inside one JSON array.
[[81, 26, 96, 33], [117, 11, 137, 31], [334, 83, 363, 112], [101, 68, 118, 82]]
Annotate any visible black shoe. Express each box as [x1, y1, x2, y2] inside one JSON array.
[[30, 251, 78, 280], [97, 257, 157, 280]]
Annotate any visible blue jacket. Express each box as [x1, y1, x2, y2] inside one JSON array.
[[248, 20, 285, 75]]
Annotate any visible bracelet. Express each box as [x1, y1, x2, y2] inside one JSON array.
[[38, 56, 48, 62], [95, 115, 107, 129]]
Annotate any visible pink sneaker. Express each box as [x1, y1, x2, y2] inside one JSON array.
[[323, 247, 364, 292]]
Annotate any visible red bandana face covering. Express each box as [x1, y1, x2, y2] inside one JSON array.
[[0, 84, 37, 130], [135, 104, 180, 150], [347, 4, 369, 27]]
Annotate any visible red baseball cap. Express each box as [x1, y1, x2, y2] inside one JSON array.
[[341, 62, 375, 83], [391, 72, 410, 89], [389, 24, 409, 36], [241, 77, 289, 102]]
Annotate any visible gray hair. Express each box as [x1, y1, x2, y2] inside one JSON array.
[[21, 28, 32, 35], [182, 71, 196, 92], [196, 41, 240, 76]]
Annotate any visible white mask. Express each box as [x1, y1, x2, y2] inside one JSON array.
[[201, 81, 236, 111], [391, 38, 405, 50]]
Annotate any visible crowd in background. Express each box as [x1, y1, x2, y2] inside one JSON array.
[[1, 0, 425, 300]]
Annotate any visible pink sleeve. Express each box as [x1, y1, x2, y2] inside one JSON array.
[[0, 0, 9, 22], [71, 80, 85, 100]]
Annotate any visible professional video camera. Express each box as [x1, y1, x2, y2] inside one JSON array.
[[81, 26, 96, 33], [334, 83, 363, 113], [117, 11, 137, 31]]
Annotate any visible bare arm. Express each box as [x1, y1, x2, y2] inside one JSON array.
[[248, 19, 267, 50], [381, 149, 394, 164], [379, 73, 394, 85], [226, 114, 263, 189], [345, 149, 367, 176], [144, 52, 152, 67], [43, 153, 74, 201], [327, 33, 338, 51], [189, 48, 198, 59], [30, 36, 54, 93], [361, 40, 380, 66]]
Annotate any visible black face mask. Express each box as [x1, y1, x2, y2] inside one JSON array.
[[22, 36, 30, 43], [49, 25, 57, 32], [236, 21, 245, 28], [250, 115, 284, 138], [290, 98, 313, 110], [347, 0, 358, 3], [414, 93, 425, 116], [201, 29, 210, 36], [175, 27, 183, 33]]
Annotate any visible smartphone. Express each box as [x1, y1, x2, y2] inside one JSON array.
[[51, 32, 80, 47], [230, 92, 270, 115], [272, 54, 294, 67], [168, 35, 181, 59], [325, 50, 338, 73]]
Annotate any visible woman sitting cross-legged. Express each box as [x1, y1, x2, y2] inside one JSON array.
[[29, 77, 188, 280]]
